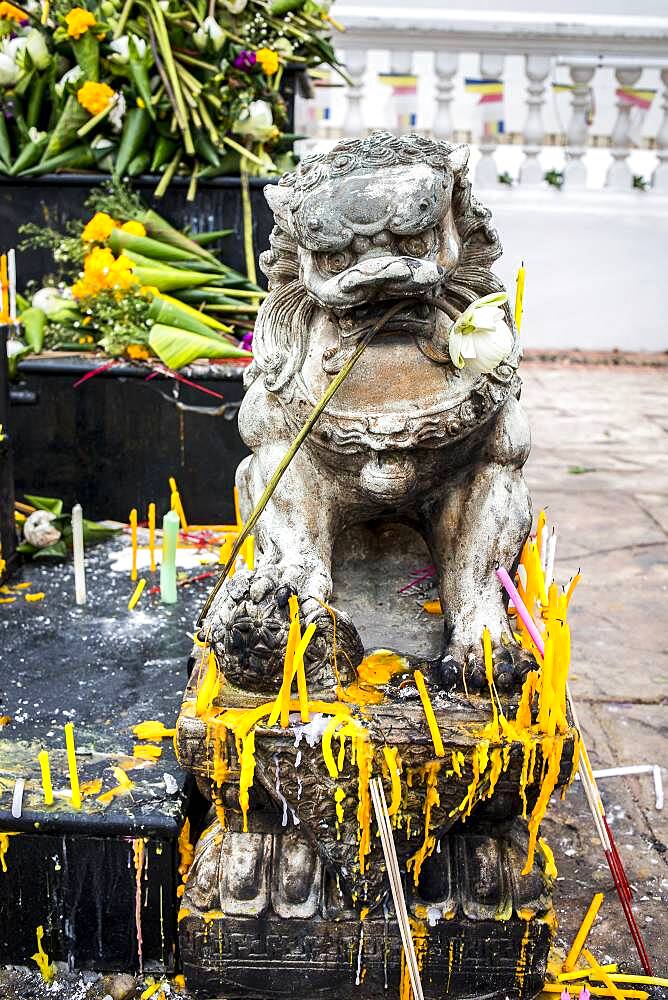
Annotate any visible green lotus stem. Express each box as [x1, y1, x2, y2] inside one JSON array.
[[197, 299, 408, 627], [154, 149, 181, 198], [187, 163, 198, 202], [240, 168, 258, 293], [221, 135, 265, 168], [113, 0, 134, 38], [212, 288, 268, 299], [175, 52, 218, 72], [206, 304, 259, 313], [77, 95, 117, 139], [0, 113, 11, 165], [147, 1, 193, 154], [195, 97, 218, 146]]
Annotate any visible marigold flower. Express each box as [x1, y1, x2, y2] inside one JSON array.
[[81, 211, 117, 243], [126, 344, 150, 360], [65, 6, 96, 38], [71, 246, 137, 300], [77, 80, 115, 116], [120, 220, 146, 237], [255, 48, 279, 75], [0, 2, 27, 23]]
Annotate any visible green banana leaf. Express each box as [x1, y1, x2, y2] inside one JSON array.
[[148, 323, 251, 369]]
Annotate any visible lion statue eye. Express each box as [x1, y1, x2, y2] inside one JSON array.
[[398, 232, 433, 258], [320, 250, 353, 275]]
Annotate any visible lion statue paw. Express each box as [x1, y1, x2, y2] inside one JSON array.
[[207, 564, 362, 694]]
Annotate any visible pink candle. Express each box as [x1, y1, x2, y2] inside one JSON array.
[[495, 566, 545, 656]]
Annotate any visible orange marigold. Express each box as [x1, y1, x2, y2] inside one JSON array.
[[0, 2, 27, 23], [120, 220, 146, 237], [126, 344, 150, 360], [77, 80, 115, 116], [82, 211, 117, 243], [71, 246, 137, 300], [65, 6, 96, 38]]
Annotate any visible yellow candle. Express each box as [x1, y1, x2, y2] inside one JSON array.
[[0, 255, 8, 321], [129, 508, 138, 582], [218, 535, 233, 569], [38, 750, 53, 806], [169, 476, 188, 529], [514, 261, 525, 333], [127, 577, 146, 611], [148, 502, 156, 572], [64, 722, 82, 810], [244, 535, 255, 571], [233, 485, 242, 527], [413, 670, 445, 757], [562, 892, 605, 971]]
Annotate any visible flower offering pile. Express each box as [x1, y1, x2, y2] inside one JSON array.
[[12, 182, 261, 366], [0, 0, 344, 190]]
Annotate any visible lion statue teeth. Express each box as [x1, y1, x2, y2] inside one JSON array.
[[204, 131, 534, 697]]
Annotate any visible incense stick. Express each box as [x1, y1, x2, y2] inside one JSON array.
[[496, 565, 653, 975], [370, 777, 424, 1000]]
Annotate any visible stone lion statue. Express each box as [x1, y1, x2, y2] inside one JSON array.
[[206, 131, 532, 695]]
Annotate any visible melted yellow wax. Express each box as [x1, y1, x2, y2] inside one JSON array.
[[0, 832, 18, 873], [407, 762, 440, 885], [382, 745, 402, 817], [31, 925, 55, 983], [195, 650, 220, 718], [399, 918, 429, 1000]]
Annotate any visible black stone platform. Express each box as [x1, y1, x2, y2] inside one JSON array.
[[0, 539, 212, 972]]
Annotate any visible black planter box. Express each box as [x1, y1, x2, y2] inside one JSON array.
[[0, 172, 277, 289], [10, 356, 249, 523]]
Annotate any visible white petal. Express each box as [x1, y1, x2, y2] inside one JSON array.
[[466, 320, 514, 374]]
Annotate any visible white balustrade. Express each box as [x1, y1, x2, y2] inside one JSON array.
[[318, 5, 668, 193], [606, 67, 643, 189], [653, 69, 668, 193], [519, 54, 551, 185], [474, 53, 504, 188], [564, 65, 596, 188]]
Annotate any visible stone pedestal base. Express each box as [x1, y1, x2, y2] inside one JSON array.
[[179, 812, 554, 999]]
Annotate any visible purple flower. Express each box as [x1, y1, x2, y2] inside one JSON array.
[[233, 49, 256, 70], [240, 330, 253, 352], [578, 989, 591, 1000]]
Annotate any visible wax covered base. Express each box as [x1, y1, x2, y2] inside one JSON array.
[[179, 811, 553, 1000]]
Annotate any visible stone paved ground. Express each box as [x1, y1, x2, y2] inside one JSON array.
[[1, 359, 666, 997], [521, 361, 668, 981]]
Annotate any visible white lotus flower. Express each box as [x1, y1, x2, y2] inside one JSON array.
[[27, 126, 46, 143], [25, 29, 50, 70], [108, 34, 147, 64], [32, 286, 76, 318], [233, 100, 275, 142], [447, 292, 513, 374], [109, 91, 126, 131], [193, 16, 225, 52], [0, 52, 20, 87], [55, 65, 83, 96]]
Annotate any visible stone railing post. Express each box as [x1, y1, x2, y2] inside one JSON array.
[[652, 69, 668, 192], [474, 53, 505, 188], [519, 54, 551, 184], [342, 48, 367, 136], [605, 67, 642, 189], [564, 64, 596, 187], [388, 50, 415, 132], [433, 51, 458, 140]]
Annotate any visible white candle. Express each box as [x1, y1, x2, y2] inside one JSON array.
[[545, 527, 557, 587], [72, 503, 86, 605]]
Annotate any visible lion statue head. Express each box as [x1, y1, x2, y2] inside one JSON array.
[[246, 131, 520, 452]]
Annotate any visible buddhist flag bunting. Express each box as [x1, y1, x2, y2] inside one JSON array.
[[465, 78, 504, 104], [616, 87, 655, 110], [378, 73, 418, 95]]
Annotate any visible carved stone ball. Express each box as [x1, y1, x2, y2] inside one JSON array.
[[23, 510, 61, 548]]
